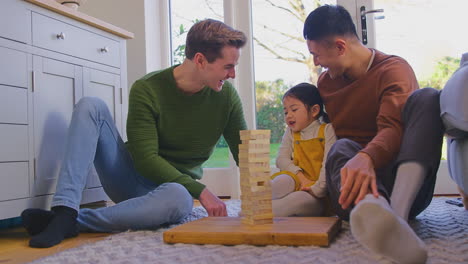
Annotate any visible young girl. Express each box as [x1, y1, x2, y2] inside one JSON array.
[[271, 82, 336, 217]]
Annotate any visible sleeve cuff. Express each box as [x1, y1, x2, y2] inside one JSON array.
[[310, 184, 327, 198], [360, 144, 388, 169], [184, 180, 206, 199]]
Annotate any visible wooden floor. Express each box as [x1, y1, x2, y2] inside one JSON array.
[[0, 200, 205, 264], [0, 228, 111, 264]]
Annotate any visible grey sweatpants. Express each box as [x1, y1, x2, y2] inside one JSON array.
[[326, 88, 444, 221]]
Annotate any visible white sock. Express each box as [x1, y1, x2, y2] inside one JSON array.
[[458, 186, 468, 210], [350, 194, 427, 264], [271, 174, 296, 199], [391, 162, 426, 221], [272, 191, 323, 217]]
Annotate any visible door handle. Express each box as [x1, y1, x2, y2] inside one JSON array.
[[361, 8, 384, 16], [360, 7, 385, 45]]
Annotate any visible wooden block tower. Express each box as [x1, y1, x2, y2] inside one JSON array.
[[239, 130, 273, 225]]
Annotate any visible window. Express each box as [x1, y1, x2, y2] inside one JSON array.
[[169, 0, 228, 168], [251, 0, 336, 165], [372, 0, 468, 159]]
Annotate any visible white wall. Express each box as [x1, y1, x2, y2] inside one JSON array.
[[79, 0, 170, 89]]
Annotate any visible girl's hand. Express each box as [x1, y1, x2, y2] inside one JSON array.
[[301, 186, 320, 199], [296, 171, 314, 190]]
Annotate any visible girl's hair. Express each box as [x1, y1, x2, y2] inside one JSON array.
[[283, 82, 329, 123]]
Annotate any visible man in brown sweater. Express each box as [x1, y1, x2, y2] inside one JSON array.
[[303, 5, 444, 264]]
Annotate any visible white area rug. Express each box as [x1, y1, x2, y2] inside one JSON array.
[[31, 198, 468, 264]]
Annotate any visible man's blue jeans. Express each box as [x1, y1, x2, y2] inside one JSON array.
[[51, 97, 193, 232]]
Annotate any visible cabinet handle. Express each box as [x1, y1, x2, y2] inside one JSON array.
[[32, 71, 36, 92], [100, 46, 109, 53], [56, 32, 66, 40], [33, 158, 36, 180]]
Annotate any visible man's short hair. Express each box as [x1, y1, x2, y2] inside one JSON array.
[[303, 5, 358, 41], [185, 19, 247, 63]]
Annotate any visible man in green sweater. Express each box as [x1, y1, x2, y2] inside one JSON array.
[[21, 19, 247, 248]]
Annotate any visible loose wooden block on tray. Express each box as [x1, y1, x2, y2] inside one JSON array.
[[163, 216, 341, 247]]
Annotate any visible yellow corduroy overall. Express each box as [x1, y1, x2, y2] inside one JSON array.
[[272, 124, 326, 191]]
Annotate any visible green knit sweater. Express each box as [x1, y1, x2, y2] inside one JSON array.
[[126, 66, 247, 198]]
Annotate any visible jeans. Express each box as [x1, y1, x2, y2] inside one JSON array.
[[51, 97, 193, 232]]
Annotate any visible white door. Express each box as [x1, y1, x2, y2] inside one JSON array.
[[339, 0, 465, 195], [32, 56, 82, 196], [83, 68, 122, 189]]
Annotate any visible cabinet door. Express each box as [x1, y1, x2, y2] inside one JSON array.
[[0, 0, 31, 44], [32, 56, 82, 196], [83, 68, 121, 188]]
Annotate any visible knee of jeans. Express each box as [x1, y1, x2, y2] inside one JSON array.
[[75, 97, 108, 116], [325, 139, 357, 182], [327, 139, 357, 162], [407, 88, 441, 111], [150, 183, 193, 222]]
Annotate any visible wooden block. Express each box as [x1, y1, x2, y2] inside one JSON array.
[[163, 217, 342, 247], [240, 130, 271, 138], [240, 183, 268, 191], [239, 171, 271, 179], [240, 173, 270, 183], [240, 135, 270, 141], [239, 155, 270, 163], [241, 218, 274, 225], [247, 213, 273, 220], [239, 180, 270, 190], [240, 189, 271, 197], [238, 146, 270, 153], [239, 161, 270, 169], [241, 199, 272, 209], [240, 167, 270, 173], [242, 207, 272, 216], [243, 185, 271, 194], [240, 138, 270, 144], [239, 152, 270, 159]]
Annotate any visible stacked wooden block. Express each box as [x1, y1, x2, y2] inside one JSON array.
[[239, 130, 273, 225]]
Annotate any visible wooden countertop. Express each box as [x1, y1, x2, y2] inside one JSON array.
[[24, 0, 134, 39]]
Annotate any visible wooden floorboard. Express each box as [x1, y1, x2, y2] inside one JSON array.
[[0, 227, 110, 264], [0, 199, 206, 263]]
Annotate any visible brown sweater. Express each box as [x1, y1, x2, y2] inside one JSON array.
[[317, 49, 418, 169]]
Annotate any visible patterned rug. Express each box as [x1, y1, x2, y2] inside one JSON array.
[[31, 198, 468, 264]]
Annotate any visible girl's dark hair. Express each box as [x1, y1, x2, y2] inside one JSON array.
[[283, 82, 329, 123]]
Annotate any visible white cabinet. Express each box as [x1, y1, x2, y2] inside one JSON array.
[[0, 0, 131, 219], [0, 0, 31, 44]]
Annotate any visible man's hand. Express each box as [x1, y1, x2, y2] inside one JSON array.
[[339, 152, 379, 209], [296, 171, 314, 189], [198, 188, 227, 216]]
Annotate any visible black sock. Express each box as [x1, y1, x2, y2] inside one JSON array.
[[21, 208, 55, 236], [29, 206, 79, 248]]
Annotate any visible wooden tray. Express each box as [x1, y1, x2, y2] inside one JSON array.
[[163, 216, 341, 247]]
